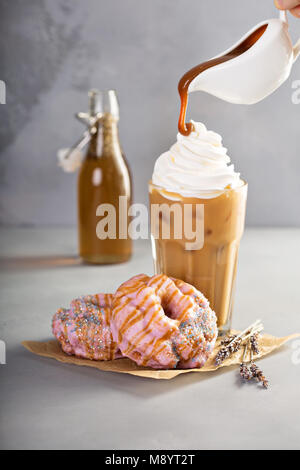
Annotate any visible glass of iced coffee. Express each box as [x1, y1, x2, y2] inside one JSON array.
[[149, 121, 247, 334]]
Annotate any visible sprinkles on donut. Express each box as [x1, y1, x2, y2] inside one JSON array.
[[110, 274, 218, 369], [52, 274, 218, 369], [52, 293, 122, 361]]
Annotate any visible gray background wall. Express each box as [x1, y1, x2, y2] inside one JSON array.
[[0, 0, 299, 227]]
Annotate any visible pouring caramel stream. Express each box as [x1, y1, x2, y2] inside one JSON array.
[[178, 24, 268, 136]]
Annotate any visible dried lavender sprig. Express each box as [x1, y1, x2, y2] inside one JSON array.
[[215, 337, 242, 365], [250, 348, 269, 389], [242, 324, 264, 344], [224, 319, 263, 348], [239, 343, 251, 381], [215, 320, 263, 366], [250, 333, 260, 355], [221, 334, 237, 346], [250, 363, 269, 389], [240, 363, 252, 381]]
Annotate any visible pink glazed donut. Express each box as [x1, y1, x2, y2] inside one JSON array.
[[111, 274, 218, 369], [52, 293, 122, 360]]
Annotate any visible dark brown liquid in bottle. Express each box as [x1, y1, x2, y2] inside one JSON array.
[[78, 113, 132, 264], [178, 24, 267, 136]]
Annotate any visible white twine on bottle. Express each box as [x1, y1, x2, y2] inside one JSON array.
[[57, 148, 84, 173]]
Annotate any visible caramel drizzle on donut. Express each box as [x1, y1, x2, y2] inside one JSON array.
[[123, 300, 163, 357], [118, 276, 168, 354], [114, 275, 211, 366], [145, 278, 201, 365], [112, 282, 148, 323], [113, 284, 151, 345], [173, 280, 214, 361], [62, 320, 70, 351], [114, 275, 189, 366], [113, 275, 215, 367]]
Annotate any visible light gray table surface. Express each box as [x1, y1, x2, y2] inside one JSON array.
[[0, 227, 299, 450]]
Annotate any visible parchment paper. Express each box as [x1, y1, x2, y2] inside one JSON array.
[[22, 331, 299, 380]]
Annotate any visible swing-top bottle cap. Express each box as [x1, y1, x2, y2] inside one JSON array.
[[88, 89, 119, 120]]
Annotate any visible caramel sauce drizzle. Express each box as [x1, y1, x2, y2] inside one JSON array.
[[113, 274, 197, 366], [119, 277, 167, 355], [178, 24, 268, 136]]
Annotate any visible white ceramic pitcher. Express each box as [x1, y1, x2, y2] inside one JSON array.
[[188, 11, 300, 104]]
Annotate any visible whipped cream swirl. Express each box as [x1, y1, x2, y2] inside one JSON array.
[[152, 121, 243, 198]]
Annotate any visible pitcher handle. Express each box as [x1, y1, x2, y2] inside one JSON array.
[[293, 39, 300, 62], [278, 10, 300, 62], [279, 10, 288, 22]]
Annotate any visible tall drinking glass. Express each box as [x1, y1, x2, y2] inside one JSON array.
[[149, 181, 247, 334]]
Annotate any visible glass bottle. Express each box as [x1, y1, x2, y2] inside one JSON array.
[[78, 90, 132, 264]]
